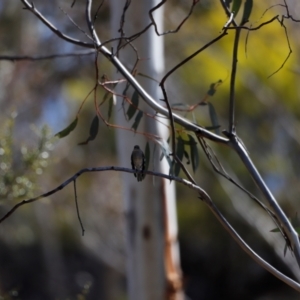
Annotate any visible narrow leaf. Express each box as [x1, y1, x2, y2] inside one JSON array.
[[208, 102, 220, 134], [188, 134, 199, 173], [89, 115, 99, 140], [183, 150, 190, 164], [231, 0, 242, 17], [131, 111, 143, 132], [126, 90, 139, 120], [241, 0, 253, 24], [107, 96, 113, 121], [55, 117, 78, 138], [174, 136, 184, 176], [78, 115, 99, 145], [157, 139, 172, 168]]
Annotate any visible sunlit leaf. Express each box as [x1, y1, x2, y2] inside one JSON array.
[[126, 90, 139, 120], [55, 117, 78, 138], [131, 111, 143, 132], [241, 0, 253, 24], [188, 134, 199, 173]]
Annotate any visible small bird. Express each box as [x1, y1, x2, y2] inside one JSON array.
[[131, 145, 146, 182]]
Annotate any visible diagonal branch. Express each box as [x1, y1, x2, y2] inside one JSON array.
[[20, 0, 229, 145], [228, 134, 300, 268]]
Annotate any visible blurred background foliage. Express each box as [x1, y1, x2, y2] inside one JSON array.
[[0, 0, 300, 299]]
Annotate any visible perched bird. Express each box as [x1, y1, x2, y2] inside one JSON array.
[[131, 145, 146, 182]]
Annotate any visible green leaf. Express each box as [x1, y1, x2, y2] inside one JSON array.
[[157, 139, 172, 168], [55, 117, 78, 138], [241, 0, 253, 24], [78, 115, 99, 145], [107, 96, 113, 121], [144, 142, 150, 172], [231, 0, 242, 17], [131, 111, 143, 132], [188, 134, 199, 173], [126, 90, 139, 120], [183, 150, 190, 164], [174, 136, 184, 176], [208, 102, 220, 134], [89, 115, 99, 140]]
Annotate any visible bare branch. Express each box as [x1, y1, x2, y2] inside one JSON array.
[[228, 134, 300, 268], [73, 179, 85, 236], [20, 0, 229, 145], [0, 50, 95, 61], [149, 0, 200, 36], [2, 164, 300, 292], [21, 0, 94, 48], [161, 31, 228, 85], [0, 166, 202, 224]]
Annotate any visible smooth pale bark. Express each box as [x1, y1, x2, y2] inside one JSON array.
[[110, 1, 182, 299]]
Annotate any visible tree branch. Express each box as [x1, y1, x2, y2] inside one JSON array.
[[228, 135, 300, 269], [1, 164, 300, 291]]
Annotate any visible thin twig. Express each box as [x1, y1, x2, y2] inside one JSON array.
[[0, 50, 95, 61], [149, 0, 200, 36], [73, 179, 85, 236], [161, 31, 228, 85], [21, 0, 94, 48], [228, 27, 241, 134]]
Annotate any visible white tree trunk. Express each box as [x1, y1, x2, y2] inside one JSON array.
[[110, 1, 183, 299]]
